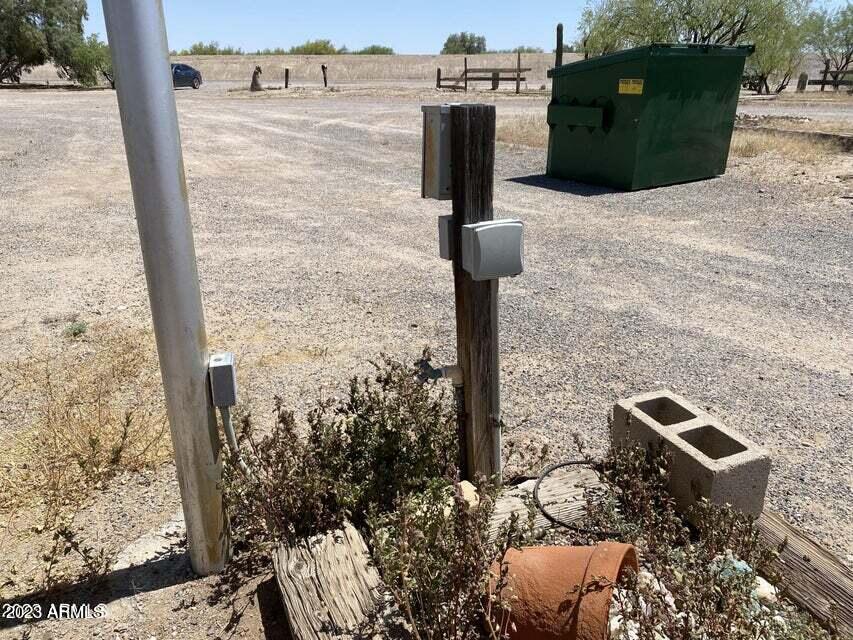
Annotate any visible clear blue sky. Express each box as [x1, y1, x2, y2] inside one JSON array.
[[84, 1, 588, 54]]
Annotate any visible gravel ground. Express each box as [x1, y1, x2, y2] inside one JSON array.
[[0, 85, 851, 639]]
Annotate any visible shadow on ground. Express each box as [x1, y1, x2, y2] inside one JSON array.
[[508, 174, 617, 196], [0, 549, 193, 631]]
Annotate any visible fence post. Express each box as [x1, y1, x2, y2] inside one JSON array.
[[285, 67, 290, 89], [322, 64, 328, 87], [516, 50, 521, 94], [101, 0, 228, 575], [556, 23, 564, 68], [464, 57, 468, 93], [449, 104, 501, 482], [436, 67, 441, 89]]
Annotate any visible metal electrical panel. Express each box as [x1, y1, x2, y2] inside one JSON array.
[[438, 215, 454, 260], [209, 352, 237, 407], [461, 220, 524, 281], [421, 104, 453, 200]]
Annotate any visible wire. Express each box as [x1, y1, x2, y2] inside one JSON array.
[[532, 460, 621, 538], [219, 405, 255, 481]]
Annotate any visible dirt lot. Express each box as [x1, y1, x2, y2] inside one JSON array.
[[0, 85, 851, 639]]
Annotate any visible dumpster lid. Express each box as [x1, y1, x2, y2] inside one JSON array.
[[548, 43, 754, 78]]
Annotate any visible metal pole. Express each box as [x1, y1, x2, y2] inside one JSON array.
[[102, 0, 228, 575]]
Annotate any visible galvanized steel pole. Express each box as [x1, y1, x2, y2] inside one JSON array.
[[102, 0, 228, 575]]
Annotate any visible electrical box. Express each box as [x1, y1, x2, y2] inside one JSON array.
[[209, 352, 237, 407], [461, 220, 524, 281], [438, 215, 454, 260], [421, 104, 453, 200]]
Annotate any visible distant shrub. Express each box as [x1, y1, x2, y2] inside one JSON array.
[[253, 47, 288, 55], [177, 41, 244, 55], [354, 44, 395, 55], [442, 32, 487, 54], [288, 39, 346, 55]]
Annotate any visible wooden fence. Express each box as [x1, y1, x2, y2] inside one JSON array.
[[436, 52, 531, 94]]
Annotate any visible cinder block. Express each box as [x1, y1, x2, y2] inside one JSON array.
[[611, 389, 771, 519]]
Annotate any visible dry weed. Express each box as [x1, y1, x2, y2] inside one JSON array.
[[0, 324, 170, 530], [729, 129, 841, 162], [495, 114, 845, 165]]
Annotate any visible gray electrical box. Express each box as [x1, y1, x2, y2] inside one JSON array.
[[438, 215, 454, 260], [209, 352, 237, 407], [421, 104, 453, 200], [461, 220, 524, 281]]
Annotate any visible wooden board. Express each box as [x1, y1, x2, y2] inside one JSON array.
[[490, 467, 605, 538], [274, 522, 383, 639], [757, 510, 853, 636]]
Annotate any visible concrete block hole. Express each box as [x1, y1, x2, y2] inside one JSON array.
[[678, 424, 747, 460], [635, 396, 696, 426]]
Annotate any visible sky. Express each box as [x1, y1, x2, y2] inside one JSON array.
[[84, 1, 589, 54]]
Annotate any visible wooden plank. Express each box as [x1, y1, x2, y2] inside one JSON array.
[[467, 67, 532, 73], [757, 510, 853, 636], [450, 104, 499, 481], [490, 467, 605, 538], [274, 522, 383, 640]]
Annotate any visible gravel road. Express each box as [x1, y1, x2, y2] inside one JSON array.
[[0, 85, 851, 638]]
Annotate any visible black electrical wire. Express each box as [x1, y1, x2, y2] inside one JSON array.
[[532, 460, 621, 538]]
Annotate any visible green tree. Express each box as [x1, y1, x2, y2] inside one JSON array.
[[55, 32, 112, 86], [288, 39, 345, 55], [177, 41, 244, 55], [441, 32, 487, 54], [0, 0, 87, 83], [578, 0, 798, 57], [747, 3, 807, 93], [804, 3, 853, 88], [354, 44, 395, 55]]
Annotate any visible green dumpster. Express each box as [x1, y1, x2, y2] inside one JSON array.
[[546, 43, 753, 191]]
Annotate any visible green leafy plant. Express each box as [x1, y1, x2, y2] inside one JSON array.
[[62, 320, 87, 338]]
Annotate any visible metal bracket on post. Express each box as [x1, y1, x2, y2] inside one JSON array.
[[102, 0, 229, 575]]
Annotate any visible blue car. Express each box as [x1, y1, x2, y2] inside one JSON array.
[[171, 63, 202, 89]]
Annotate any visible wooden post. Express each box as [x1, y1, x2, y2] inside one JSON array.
[[491, 71, 499, 90], [820, 61, 828, 91], [556, 23, 564, 68], [285, 67, 289, 89], [436, 67, 441, 89], [516, 50, 521, 94], [464, 57, 468, 93], [321, 64, 328, 88], [450, 104, 500, 482]]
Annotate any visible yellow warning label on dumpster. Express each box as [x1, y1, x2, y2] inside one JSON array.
[[618, 78, 644, 95]]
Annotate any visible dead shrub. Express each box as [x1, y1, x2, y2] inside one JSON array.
[[0, 324, 170, 530], [729, 129, 840, 162]]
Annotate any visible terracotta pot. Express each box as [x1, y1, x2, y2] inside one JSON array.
[[488, 543, 638, 640]]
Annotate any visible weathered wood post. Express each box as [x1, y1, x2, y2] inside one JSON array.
[[491, 71, 499, 90], [464, 57, 469, 93], [285, 67, 290, 89], [449, 104, 501, 482], [101, 0, 228, 575], [436, 67, 441, 89], [321, 64, 328, 88], [796, 72, 808, 92], [516, 51, 522, 94], [556, 23, 564, 69]]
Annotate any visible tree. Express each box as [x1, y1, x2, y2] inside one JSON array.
[[354, 45, 395, 55], [441, 32, 487, 54], [288, 39, 345, 55], [59, 33, 112, 87], [747, 3, 807, 93], [0, 0, 88, 83], [177, 41, 244, 55], [577, 0, 798, 57], [804, 3, 853, 89]]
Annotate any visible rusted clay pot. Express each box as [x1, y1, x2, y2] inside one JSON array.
[[488, 543, 638, 640]]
